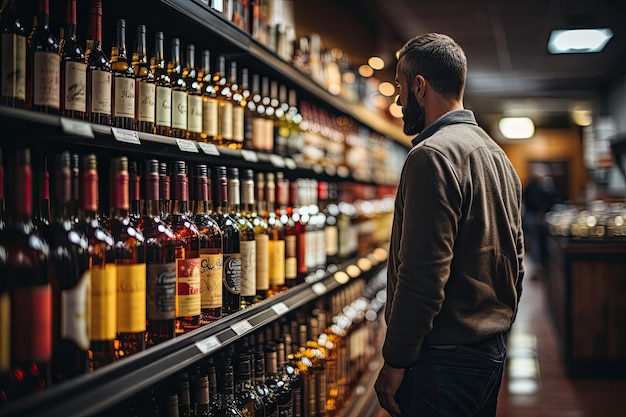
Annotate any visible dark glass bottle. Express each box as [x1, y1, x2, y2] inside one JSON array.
[[192, 165, 223, 325], [110, 19, 135, 129], [59, 0, 86, 120], [169, 38, 187, 138], [179, 372, 192, 417], [133, 24, 155, 133], [322, 182, 340, 266], [129, 161, 141, 226], [169, 161, 201, 335], [108, 156, 146, 358], [194, 375, 211, 417], [34, 156, 51, 231], [28, 0, 59, 114], [137, 159, 177, 347], [159, 161, 171, 222], [255, 348, 278, 417], [211, 166, 241, 316], [70, 153, 80, 224], [0, 0, 26, 108], [184, 44, 202, 140], [275, 339, 299, 417], [85, 0, 111, 125], [0, 149, 51, 400], [234, 354, 264, 417], [0, 149, 4, 230], [291, 180, 309, 285], [152, 31, 171, 136], [215, 364, 245, 417]]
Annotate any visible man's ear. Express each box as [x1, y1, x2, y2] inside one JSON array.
[[413, 75, 426, 102]]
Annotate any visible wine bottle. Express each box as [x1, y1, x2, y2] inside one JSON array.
[[110, 19, 135, 129], [215, 55, 233, 147], [0, 149, 4, 229], [277, 173, 297, 288], [137, 159, 177, 346], [184, 44, 202, 140], [234, 354, 264, 416], [129, 161, 141, 225], [59, 0, 86, 120], [200, 49, 218, 143], [0, 0, 26, 108], [169, 38, 187, 138], [34, 156, 51, 230], [322, 182, 339, 265], [85, 0, 111, 125], [194, 375, 211, 417], [273, 84, 290, 157], [70, 153, 80, 223], [248, 73, 264, 151], [215, 364, 245, 417], [179, 372, 192, 417], [290, 180, 309, 285], [260, 76, 274, 152], [152, 31, 171, 136], [133, 24, 155, 133], [254, 348, 278, 417], [230, 61, 244, 149], [28, 0, 59, 114], [159, 161, 171, 222], [263, 173, 286, 296]]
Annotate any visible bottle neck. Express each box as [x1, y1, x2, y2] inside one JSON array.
[[112, 22, 128, 61], [144, 173, 160, 218], [87, 0, 103, 45], [64, 0, 77, 40], [81, 169, 99, 220], [134, 28, 148, 64], [110, 170, 129, 217], [214, 176, 228, 214], [37, 0, 50, 28], [14, 163, 33, 220], [171, 173, 189, 215], [227, 178, 241, 214], [194, 200, 211, 216]]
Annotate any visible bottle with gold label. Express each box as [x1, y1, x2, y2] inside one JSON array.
[[229, 61, 245, 149], [264, 172, 286, 296], [200, 50, 218, 143], [215, 55, 233, 147], [184, 44, 203, 141], [169, 38, 187, 138], [152, 31, 171, 136], [132, 24, 155, 133], [110, 19, 135, 130]]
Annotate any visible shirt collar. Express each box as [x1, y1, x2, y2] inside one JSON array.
[[411, 109, 478, 147]]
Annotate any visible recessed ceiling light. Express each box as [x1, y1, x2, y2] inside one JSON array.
[[548, 28, 613, 54], [499, 117, 535, 139]]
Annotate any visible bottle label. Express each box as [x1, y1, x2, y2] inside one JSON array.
[[113, 77, 135, 118], [218, 100, 233, 139], [90, 70, 112, 115], [176, 258, 201, 316], [240, 239, 256, 297], [64, 61, 87, 112], [12, 285, 52, 362], [90, 264, 117, 340], [156, 85, 172, 127], [187, 94, 203, 133], [200, 251, 223, 309], [305, 228, 317, 269], [232, 105, 244, 143], [1, 33, 26, 100], [33, 51, 60, 108], [60, 270, 91, 350], [172, 90, 187, 130], [223, 252, 242, 294], [146, 262, 176, 320], [0, 292, 9, 372], [325, 225, 338, 257], [136, 80, 156, 123], [252, 117, 266, 150], [255, 233, 270, 291], [202, 97, 218, 137], [268, 239, 286, 286], [285, 235, 297, 280], [116, 263, 146, 333]]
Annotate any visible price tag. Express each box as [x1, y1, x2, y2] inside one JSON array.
[[271, 302, 289, 316], [176, 138, 200, 153], [111, 127, 141, 145], [231, 320, 253, 336], [195, 335, 220, 354], [198, 142, 221, 156], [284, 158, 297, 170], [60, 117, 94, 138], [241, 149, 259, 163], [311, 282, 327, 296], [269, 154, 286, 168], [312, 164, 324, 174]]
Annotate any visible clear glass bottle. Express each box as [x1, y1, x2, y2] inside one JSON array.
[[59, 0, 86, 120], [215, 55, 233, 147], [152, 31, 171, 136], [200, 49, 218, 144], [110, 19, 135, 129], [230, 61, 244, 149], [133, 24, 155, 133], [185, 44, 203, 140], [85, 0, 111, 125], [169, 38, 187, 138]]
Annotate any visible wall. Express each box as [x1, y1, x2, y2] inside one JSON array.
[[498, 128, 587, 203]]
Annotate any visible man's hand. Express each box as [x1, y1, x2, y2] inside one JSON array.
[[374, 361, 406, 416]]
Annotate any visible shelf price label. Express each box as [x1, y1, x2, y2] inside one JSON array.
[[231, 320, 253, 336], [111, 127, 141, 145], [198, 142, 221, 156], [271, 302, 289, 316], [241, 149, 259, 163], [176, 138, 200, 153], [60, 117, 94, 138], [195, 335, 221, 354], [311, 282, 327, 296], [284, 158, 297, 170], [269, 154, 286, 168]]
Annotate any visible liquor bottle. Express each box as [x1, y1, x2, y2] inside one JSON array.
[[70, 154, 80, 223], [194, 375, 211, 417], [137, 159, 177, 346], [108, 156, 146, 358], [0, 149, 51, 401], [28, 0, 59, 114], [200, 50, 218, 143], [286, 89, 302, 158], [261, 346, 282, 417], [276, 338, 302, 417], [59, 0, 86, 120], [259, 76, 273, 152], [237, 67, 250, 149], [227, 168, 256, 308], [240, 169, 268, 301], [192, 164, 223, 325], [215, 364, 245, 417], [207, 357, 220, 413], [290, 180, 309, 285], [159, 161, 171, 221], [110, 19, 135, 130], [169, 38, 187, 138], [321, 182, 339, 265], [46, 151, 90, 383], [0, 0, 26, 108], [266, 80, 280, 151], [75, 154, 116, 371], [273, 84, 290, 157], [276, 173, 297, 288], [167, 393, 180, 417], [234, 354, 264, 416], [169, 161, 201, 335], [133, 24, 155, 133], [337, 185, 358, 261], [265, 172, 286, 296], [301, 180, 318, 274], [85, 0, 111, 125], [179, 372, 193, 417], [215, 55, 233, 147], [248, 73, 263, 151], [184, 44, 202, 140], [211, 166, 241, 316], [152, 31, 171, 136], [34, 156, 51, 230], [0, 149, 4, 230], [230, 61, 244, 149], [129, 161, 141, 225]]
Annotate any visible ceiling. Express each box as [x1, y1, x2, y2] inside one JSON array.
[[294, 0, 626, 132]]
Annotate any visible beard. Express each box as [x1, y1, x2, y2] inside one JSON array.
[[402, 91, 426, 136]]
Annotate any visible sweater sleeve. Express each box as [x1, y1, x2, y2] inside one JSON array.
[[382, 146, 462, 368]]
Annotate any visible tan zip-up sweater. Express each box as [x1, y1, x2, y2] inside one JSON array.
[[383, 110, 525, 368]]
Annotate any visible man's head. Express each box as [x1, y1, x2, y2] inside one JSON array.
[[395, 33, 467, 136]]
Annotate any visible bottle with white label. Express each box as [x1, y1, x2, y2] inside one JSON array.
[[110, 19, 135, 130], [85, 0, 111, 125], [132, 24, 155, 133], [169, 38, 187, 138], [59, 0, 86, 120], [184, 44, 202, 141], [215, 55, 233, 147], [200, 49, 218, 144], [152, 32, 171, 136], [0, 0, 26, 108], [229, 61, 245, 149], [28, 0, 59, 114]]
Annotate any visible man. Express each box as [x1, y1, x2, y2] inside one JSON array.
[[374, 33, 525, 417]]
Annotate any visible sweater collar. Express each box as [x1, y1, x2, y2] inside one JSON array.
[[411, 109, 478, 147]]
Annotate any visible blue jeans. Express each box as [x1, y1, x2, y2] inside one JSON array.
[[395, 334, 507, 417]]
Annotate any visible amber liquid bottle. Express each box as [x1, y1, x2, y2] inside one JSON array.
[[109, 156, 146, 358], [137, 160, 177, 346], [265, 172, 287, 296], [278, 175, 297, 288], [169, 38, 187, 138], [59, 0, 86, 120], [110, 19, 135, 130], [152, 31, 171, 136], [128, 161, 141, 226], [200, 49, 218, 143], [28, 0, 59, 114], [184, 44, 203, 140], [75, 154, 116, 371], [85, 0, 111, 125], [192, 165, 223, 325], [169, 161, 201, 335], [0, 149, 51, 401], [230, 61, 245, 149], [215, 55, 233, 147], [0, 0, 26, 108], [133, 24, 155, 133]]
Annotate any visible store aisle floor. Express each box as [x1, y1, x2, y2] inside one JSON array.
[[373, 258, 626, 417]]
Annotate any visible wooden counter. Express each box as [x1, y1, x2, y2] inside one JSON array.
[[546, 236, 626, 377]]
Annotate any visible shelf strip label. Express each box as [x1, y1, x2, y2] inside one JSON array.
[[241, 149, 259, 163], [271, 302, 289, 316], [198, 142, 221, 156], [176, 138, 200, 153], [284, 158, 297, 170], [195, 335, 220, 354], [111, 127, 141, 145], [60, 117, 94, 138], [312, 282, 327, 296], [269, 154, 286, 168], [231, 320, 253, 336]]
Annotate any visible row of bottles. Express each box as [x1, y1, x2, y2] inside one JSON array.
[[0, 147, 393, 404], [101, 271, 387, 417]]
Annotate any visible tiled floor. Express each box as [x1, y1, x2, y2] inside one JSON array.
[[373, 258, 626, 417]]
